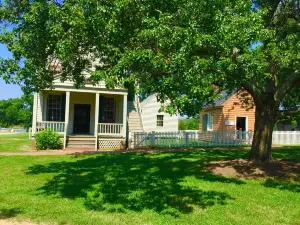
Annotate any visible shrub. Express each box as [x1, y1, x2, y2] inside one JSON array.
[[35, 128, 62, 150]]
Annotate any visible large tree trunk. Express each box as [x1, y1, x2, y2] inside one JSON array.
[[249, 104, 278, 162]]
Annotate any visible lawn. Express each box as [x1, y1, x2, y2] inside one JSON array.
[[0, 148, 300, 225], [0, 133, 32, 152]]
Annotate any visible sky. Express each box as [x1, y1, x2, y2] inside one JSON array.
[[0, 44, 23, 100]]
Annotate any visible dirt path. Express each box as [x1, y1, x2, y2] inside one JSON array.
[[0, 147, 250, 156], [0, 219, 46, 225], [206, 159, 300, 180]]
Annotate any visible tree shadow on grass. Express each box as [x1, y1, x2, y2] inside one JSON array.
[[273, 146, 300, 161], [0, 208, 22, 219], [26, 151, 245, 216], [263, 178, 300, 193]]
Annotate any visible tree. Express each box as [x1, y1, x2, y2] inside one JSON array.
[[179, 117, 200, 130], [0, 95, 33, 128], [0, 0, 299, 161]]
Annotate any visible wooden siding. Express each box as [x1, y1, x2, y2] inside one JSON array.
[[141, 94, 178, 132], [199, 108, 223, 132], [222, 92, 255, 131], [52, 59, 125, 90], [199, 91, 256, 132]]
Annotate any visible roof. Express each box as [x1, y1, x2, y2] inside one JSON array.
[[204, 91, 234, 108]]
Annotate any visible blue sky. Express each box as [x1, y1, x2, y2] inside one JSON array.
[[0, 44, 23, 100]]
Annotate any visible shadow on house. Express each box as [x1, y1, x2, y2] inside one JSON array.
[[0, 208, 22, 219], [26, 151, 245, 216]]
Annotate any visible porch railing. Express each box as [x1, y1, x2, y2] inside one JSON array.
[[98, 123, 123, 135], [36, 121, 65, 133]]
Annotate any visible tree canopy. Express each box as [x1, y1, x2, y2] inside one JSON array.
[[0, 95, 33, 128], [1, 0, 299, 161]]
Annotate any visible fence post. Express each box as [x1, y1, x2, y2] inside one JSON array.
[[216, 132, 219, 145], [185, 132, 189, 146], [248, 131, 253, 145], [150, 131, 155, 146], [129, 131, 132, 149]]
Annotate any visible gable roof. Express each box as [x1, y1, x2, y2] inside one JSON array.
[[204, 91, 235, 108], [140, 94, 157, 108]]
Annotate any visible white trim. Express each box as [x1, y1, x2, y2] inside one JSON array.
[[63, 91, 70, 149], [32, 93, 38, 136], [94, 93, 100, 150], [207, 112, 213, 131], [203, 112, 213, 131], [45, 87, 128, 95], [123, 95, 127, 138], [235, 116, 248, 131]]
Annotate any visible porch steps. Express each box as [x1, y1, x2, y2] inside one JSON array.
[[66, 136, 95, 149]]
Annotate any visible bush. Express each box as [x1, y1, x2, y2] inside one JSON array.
[[179, 118, 199, 130], [35, 129, 62, 150]]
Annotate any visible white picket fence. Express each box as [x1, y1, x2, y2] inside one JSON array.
[[0, 128, 27, 133], [133, 131, 253, 148], [272, 131, 300, 145]]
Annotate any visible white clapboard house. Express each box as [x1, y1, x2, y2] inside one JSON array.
[[31, 73, 178, 150]]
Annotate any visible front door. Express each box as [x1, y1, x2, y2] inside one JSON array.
[[236, 117, 246, 140], [73, 104, 91, 134], [236, 117, 246, 131]]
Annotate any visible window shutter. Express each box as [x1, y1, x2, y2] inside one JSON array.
[[99, 96, 104, 122], [61, 94, 66, 122], [207, 113, 213, 130], [202, 114, 208, 131]]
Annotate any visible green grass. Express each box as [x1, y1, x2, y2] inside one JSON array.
[[0, 147, 300, 225], [0, 133, 32, 152]]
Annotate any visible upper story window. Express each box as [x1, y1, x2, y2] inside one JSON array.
[[47, 95, 62, 121], [202, 113, 213, 131], [157, 115, 164, 127]]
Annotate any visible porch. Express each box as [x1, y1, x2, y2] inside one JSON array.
[[32, 89, 128, 150]]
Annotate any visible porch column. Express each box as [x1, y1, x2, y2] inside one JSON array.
[[123, 94, 127, 138], [63, 91, 70, 149], [31, 92, 38, 136], [94, 93, 100, 150]]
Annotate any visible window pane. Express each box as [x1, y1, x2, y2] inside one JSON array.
[[47, 95, 61, 121], [157, 115, 164, 127], [207, 113, 213, 130]]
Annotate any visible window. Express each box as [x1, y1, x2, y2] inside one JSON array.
[[202, 113, 213, 131], [47, 95, 61, 121], [157, 115, 164, 127], [100, 97, 116, 123]]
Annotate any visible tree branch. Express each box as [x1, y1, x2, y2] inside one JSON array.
[[242, 82, 263, 107], [275, 73, 300, 101], [278, 107, 300, 118]]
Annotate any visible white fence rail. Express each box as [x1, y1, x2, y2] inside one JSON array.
[[98, 123, 123, 136], [36, 121, 65, 133], [0, 128, 27, 133], [134, 131, 253, 148], [272, 131, 300, 145]]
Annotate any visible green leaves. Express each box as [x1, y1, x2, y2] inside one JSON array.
[[0, 0, 300, 116]]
